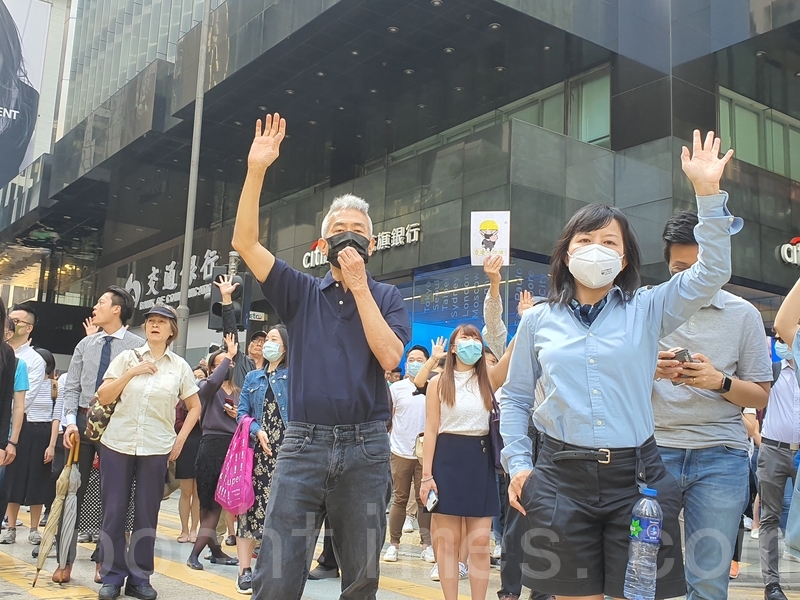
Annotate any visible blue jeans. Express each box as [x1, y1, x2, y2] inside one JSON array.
[[659, 445, 749, 600], [251, 421, 392, 600]]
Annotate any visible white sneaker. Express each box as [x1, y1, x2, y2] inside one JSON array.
[[383, 545, 398, 562], [403, 517, 414, 533], [430, 563, 439, 581], [28, 530, 41, 545], [751, 528, 760, 540], [459, 562, 468, 579], [743, 516, 753, 530], [784, 550, 800, 563], [420, 546, 435, 563], [492, 544, 502, 560]]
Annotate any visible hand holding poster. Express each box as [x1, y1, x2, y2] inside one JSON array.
[[471, 211, 510, 266]]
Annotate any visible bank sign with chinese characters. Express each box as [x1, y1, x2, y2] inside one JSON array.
[[122, 249, 221, 311], [302, 222, 421, 269]]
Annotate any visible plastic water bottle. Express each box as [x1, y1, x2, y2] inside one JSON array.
[[623, 487, 662, 600]]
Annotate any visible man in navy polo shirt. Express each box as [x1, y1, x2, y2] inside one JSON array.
[[232, 113, 411, 600]]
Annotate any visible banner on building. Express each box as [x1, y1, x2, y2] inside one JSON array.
[[0, 0, 51, 188]]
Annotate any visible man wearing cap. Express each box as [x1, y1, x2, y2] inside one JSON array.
[[232, 113, 410, 600], [61, 286, 144, 584]]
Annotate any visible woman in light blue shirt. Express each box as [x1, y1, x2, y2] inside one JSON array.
[[500, 130, 741, 600]]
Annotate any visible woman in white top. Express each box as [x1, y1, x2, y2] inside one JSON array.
[[420, 324, 499, 600], [95, 305, 200, 600]]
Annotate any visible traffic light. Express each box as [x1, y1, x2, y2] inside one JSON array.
[[208, 266, 253, 332]]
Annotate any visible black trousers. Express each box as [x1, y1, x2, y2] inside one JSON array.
[[98, 446, 167, 587], [499, 427, 550, 600]]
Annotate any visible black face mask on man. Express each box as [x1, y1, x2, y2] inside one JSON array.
[[325, 231, 370, 268]]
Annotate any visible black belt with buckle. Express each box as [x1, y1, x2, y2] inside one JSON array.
[[761, 437, 800, 451], [544, 435, 639, 465]]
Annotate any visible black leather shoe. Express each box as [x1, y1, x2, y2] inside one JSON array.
[[765, 583, 788, 600], [98, 584, 122, 600], [186, 555, 204, 570], [124, 583, 158, 600], [308, 565, 339, 580], [208, 555, 239, 566]]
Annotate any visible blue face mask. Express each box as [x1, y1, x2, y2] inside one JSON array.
[[456, 339, 484, 366], [776, 341, 793, 361], [263, 341, 284, 363], [406, 361, 424, 377]]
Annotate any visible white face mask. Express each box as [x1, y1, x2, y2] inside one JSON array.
[[567, 244, 624, 289]]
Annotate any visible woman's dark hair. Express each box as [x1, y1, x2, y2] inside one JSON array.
[[0, 297, 7, 370], [105, 285, 135, 325], [193, 365, 208, 377], [662, 210, 699, 264], [35, 347, 56, 377], [438, 324, 493, 411], [548, 204, 642, 305], [0, 1, 28, 102], [267, 324, 289, 368]]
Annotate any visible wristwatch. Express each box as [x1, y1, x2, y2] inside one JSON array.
[[715, 372, 733, 394]]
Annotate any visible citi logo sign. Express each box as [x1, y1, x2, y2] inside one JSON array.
[[302, 241, 329, 269], [778, 237, 800, 267]]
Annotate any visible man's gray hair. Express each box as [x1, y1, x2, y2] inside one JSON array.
[[320, 194, 373, 237]]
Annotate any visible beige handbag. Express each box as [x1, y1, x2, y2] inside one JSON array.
[[414, 432, 424, 462]]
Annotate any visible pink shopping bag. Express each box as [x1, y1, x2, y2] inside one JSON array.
[[215, 416, 256, 514]]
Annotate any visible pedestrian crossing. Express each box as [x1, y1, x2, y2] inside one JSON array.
[[0, 508, 792, 600]]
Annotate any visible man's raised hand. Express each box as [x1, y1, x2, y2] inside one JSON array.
[[248, 112, 287, 173]]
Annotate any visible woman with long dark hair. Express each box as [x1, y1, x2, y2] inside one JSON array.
[[500, 131, 739, 600], [186, 334, 240, 570], [234, 324, 289, 595], [420, 324, 499, 600], [0, 0, 39, 187]]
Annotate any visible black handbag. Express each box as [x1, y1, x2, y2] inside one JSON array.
[[488, 392, 504, 472]]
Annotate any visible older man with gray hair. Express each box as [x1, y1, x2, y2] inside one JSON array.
[[232, 113, 411, 600]]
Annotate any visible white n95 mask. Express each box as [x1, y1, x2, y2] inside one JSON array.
[[567, 244, 623, 289]]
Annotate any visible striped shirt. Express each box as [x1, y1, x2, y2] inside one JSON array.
[[26, 376, 56, 423], [63, 327, 145, 426], [53, 372, 67, 431]]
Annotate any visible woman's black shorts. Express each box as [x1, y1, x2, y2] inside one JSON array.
[[516, 435, 686, 599]]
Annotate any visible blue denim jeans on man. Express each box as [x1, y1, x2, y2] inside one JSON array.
[[251, 421, 391, 600], [659, 445, 749, 600]]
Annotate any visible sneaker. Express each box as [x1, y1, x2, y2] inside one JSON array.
[[236, 568, 253, 595], [492, 544, 502, 560], [420, 546, 435, 563], [77, 532, 91, 543], [0, 528, 16, 544], [743, 516, 753, 530], [383, 545, 399, 562], [403, 517, 414, 533], [28, 530, 41, 545], [751, 528, 760, 540], [783, 549, 800, 563], [430, 563, 439, 581], [459, 562, 468, 580]]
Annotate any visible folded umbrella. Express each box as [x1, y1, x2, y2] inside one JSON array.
[[33, 434, 80, 587]]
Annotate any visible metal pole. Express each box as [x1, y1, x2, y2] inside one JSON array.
[[175, 0, 211, 358]]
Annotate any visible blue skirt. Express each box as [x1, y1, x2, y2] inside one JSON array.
[[431, 433, 500, 517]]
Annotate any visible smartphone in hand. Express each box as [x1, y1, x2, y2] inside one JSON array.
[[671, 348, 696, 386], [426, 490, 438, 511]]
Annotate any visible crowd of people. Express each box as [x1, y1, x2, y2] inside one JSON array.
[[0, 114, 797, 600]]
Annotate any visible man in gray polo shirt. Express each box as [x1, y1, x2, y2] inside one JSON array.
[[652, 211, 772, 600]]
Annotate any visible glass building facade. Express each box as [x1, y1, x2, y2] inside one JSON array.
[[0, 0, 797, 358]]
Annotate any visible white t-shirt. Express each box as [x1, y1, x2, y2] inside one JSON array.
[[389, 378, 426, 459]]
